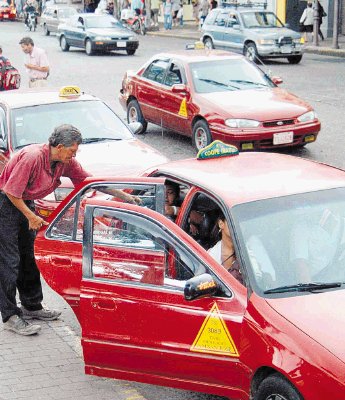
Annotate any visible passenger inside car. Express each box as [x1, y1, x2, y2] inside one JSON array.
[[164, 180, 181, 222]]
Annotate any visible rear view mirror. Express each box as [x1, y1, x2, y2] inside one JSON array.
[[184, 273, 218, 301], [271, 76, 283, 85]]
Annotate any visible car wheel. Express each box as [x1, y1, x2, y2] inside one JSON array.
[[43, 24, 50, 36], [192, 120, 212, 151], [60, 36, 70, 51], [126, 48, 136, 55], [85, 39, 94, 56], [132, 20, 140, 33], [287, 55, 302, 64], [127, 100, 148, 134], [255, 373, 302, 400], [140, 22, 146, 35], [204, 37, 214, 49], [244, 42, 260, 63]]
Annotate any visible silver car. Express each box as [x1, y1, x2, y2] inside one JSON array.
[[201, 7, 303, 64], [40, 5, 77, 36]]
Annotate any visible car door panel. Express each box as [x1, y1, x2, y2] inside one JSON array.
[[79, 203, 246, 394]]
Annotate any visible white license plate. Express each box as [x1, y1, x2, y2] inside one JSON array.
[[3, 14, 9, 18], [273, 131, 294, 145], [281, 45, 292, 54], [117, 41, 126, 47]]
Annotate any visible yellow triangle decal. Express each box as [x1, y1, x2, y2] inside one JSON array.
[[190, 303, 239, 357], [178, 98, 188, 117]]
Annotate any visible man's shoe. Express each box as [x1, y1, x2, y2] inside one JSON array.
[[4, 315, 41, 336], [21, 306, 61, 321]]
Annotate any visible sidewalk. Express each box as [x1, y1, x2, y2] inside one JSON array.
[[147, 22, 345, 58]]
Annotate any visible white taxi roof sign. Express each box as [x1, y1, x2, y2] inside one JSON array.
[[185, 41, 205, 50], [59, 86, 81, 97]]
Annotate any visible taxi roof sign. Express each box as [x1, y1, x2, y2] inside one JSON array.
[[59, 86, 81, 98], [197, 141, 239, 160], [185, 41, 205, 50]]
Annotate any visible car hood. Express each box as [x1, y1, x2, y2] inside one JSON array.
[[198, 88, 310, 120], [87, 27, 133, 36], [76, 139, 168, 176], [249, 27, 300, 39], [267, 290, 345, 361]]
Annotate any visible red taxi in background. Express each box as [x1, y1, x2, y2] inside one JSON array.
[[0, 0, 16, 20], [0, 86, 168, 217], [119, 49, 321, 151], [35, 141, 345, 400]]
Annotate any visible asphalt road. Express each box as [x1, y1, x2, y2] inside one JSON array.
[[1, 20, 345, 400]]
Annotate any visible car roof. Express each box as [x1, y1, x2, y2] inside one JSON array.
[[153, 153, 345, 206], [0, 88, 98, 108], [152, 49, 243, 63]]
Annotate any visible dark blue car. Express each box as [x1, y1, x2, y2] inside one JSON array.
[[57, 13, 139, 56]]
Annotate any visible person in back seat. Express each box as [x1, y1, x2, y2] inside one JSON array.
[[165, 181, 181, 222]]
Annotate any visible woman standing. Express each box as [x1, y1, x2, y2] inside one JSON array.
[[300, 1, 314, 43]]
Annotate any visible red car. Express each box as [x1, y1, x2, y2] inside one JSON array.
[[36, 142, 345, 399], [0, 0, 16, 20], [119, 49, 321, 151]]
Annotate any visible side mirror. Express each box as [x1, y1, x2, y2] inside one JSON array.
[[232, 23, 240, 30], [184, 273, 218, 301], [77, 22, 84, 29], [128, 121, 143, 135], [271, 76, 283, 85], [171, 83, 188, 94], [284, 23, 291, 28]]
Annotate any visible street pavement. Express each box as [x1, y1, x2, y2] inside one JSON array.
[[146, 22, 345, 58]]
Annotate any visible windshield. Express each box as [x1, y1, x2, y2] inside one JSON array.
[[190, 59, 274, 93], [11, 100, 133, 150], [232, 188, 345, 296], [58, 8, 77, 18], [241, 11, 284, 28], [85, 15, 122, 28]]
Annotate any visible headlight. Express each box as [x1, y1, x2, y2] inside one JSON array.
[[128, 36, 135, 40], [94, 36, 112, 41], [297, 111, 317, 123], [293, 38, 302, 44], [258, 39, 275, 45], [54, 187, 74, 201], [225, 119, 260, 128]]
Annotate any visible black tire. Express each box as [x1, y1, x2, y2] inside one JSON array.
[[140, 22, 146, 35], [43, 24, 50, 36], [60, 36, 70, 51], [203, 37, 214, 49], [85, 39, 94, 56], [192, 120, 212, 151], [126, 48, 136, 55], [244, 42, 260, 63], [127, 100, 147, 134], [288, 55, 302, 64], [132, 20, 140, 33], [255, 373, 302, 400]]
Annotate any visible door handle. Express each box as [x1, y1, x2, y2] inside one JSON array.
[[91, 298, 117, 310], [50, 256, 72, 267]]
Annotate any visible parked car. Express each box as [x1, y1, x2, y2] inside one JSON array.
[[57, 13, 139, 56], [40, 4, 77, 36], [201, 7, 303, 64], [0, 86, 168, 216], [35, 142, 345, 400], [119, 49, 320, 151], [0, 0, 16, 20]]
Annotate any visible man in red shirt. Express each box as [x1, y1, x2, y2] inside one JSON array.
[[0, 124, 137, 335]]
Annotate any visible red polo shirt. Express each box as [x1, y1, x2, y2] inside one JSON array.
[[0, 143, 90, 200]]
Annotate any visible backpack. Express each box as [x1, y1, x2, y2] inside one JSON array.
[[0, 56, 21, 91]]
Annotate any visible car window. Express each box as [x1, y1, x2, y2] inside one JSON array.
[[204, 9, 218, 25], [215, 11, 229, 27], [11, 100, 133, 150], [84, 15, 123, 28], [90, 208, 207, 288], [164, 63, 183, 87], [0, 107, 6, 142], [58, 8, 76, 18], [241, 11, 284, 28], [142, 59, 169, 84], [227, 13, 238, 27]]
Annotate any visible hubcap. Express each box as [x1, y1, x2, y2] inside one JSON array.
[[129, 107, 138, 123], [266, 394, 289, 400], [205, 40, 212, 49], [86, 41, 92, 54], [61, 38, 66, 48], [195, 128, 208, 150], [246, 47, 255, 61]]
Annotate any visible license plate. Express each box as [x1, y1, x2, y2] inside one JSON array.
[[281, 45, 292, 54], [117, 41, 126, 47], [3, 14, 9, 18], [273, 131, 294, 145]]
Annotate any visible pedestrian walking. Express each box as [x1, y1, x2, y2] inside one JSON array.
[[199, 0, 209, 27], [150, 0, 160, 26], [19, 37, 49, 88], [316, 0, 326, 40], [172, 0, 180, 26], [176, 0, 183, 26], [191, 0, 199, 26], [163, 0, 172, 30], [299, 1, 314, 43]]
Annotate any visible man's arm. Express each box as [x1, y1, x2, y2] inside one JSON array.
[[5, 192, 48, 230], [24, 64, 49, 73]]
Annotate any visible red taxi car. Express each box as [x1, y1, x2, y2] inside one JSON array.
[[0, 0, 16, 20], [119, 49, 321, 151], [0, 86, 167, 217], [35, 142, 345, 399]]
